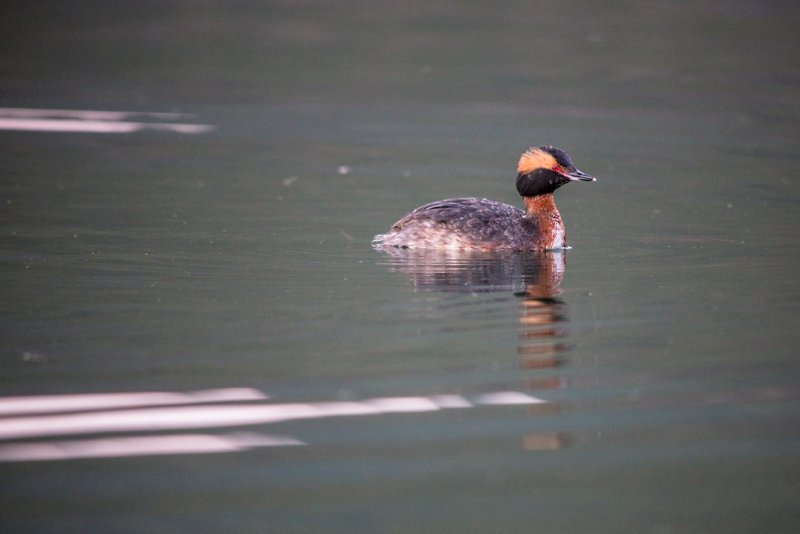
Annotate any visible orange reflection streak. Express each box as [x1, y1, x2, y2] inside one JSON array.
[[522, 432, 571, 451], [517, 252, 570, 372]]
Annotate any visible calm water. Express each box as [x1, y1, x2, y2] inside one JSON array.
[[2, 1, 799, 532]]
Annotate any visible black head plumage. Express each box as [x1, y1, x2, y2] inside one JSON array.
[[515, 146, 592, 197]]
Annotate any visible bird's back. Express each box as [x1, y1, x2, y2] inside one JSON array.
[[373, 197, 537, 251]]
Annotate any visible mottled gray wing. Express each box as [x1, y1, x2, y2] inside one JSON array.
[[392, 198, 515, 228], [391, 198, 528, 244]]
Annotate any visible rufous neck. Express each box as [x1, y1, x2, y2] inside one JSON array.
[[523, 193, 559, 218]]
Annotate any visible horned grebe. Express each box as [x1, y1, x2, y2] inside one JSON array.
[[372, 146, 596, 251]]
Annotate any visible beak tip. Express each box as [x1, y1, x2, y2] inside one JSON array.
[[566, 169, 596, 182]]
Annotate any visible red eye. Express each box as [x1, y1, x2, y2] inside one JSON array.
[[552, 165, 562, 173]]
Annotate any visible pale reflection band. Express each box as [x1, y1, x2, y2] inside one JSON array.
[[0, 388, 547, 462], [0, 107, 213, 134]]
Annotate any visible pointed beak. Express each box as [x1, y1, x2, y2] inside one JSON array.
[[566, 168, 596, 182]]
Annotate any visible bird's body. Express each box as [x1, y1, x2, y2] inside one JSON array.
[[373, 196, 561, 251], [373, 146, 595, 251]]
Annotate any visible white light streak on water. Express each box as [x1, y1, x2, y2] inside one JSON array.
[[0, 388, 268, 417], [0, 391, 546, 441], [474, 391, 547, 405], [0, 107, 214, 133], [0, 389, 547, 461], [0, 433, 304, 462]]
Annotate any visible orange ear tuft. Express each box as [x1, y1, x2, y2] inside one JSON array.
[[517, 147, 557, 175]]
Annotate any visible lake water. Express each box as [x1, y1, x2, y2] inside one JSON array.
[[1, 1, 799, 532]]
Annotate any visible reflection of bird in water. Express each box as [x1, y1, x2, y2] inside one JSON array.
[[373, 146, 595, 252], [514, 251, 570, 372], [376, 247, 563, 293], [376, 248, 572, 450], [376, 247, 565, 295]]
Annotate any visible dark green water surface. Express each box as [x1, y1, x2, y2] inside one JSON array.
[[1, 1, 799, 532]]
